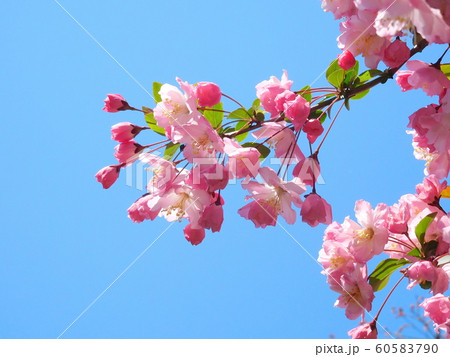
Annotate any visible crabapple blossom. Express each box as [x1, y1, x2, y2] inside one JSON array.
[[420, 294, 450, 335], [302, 119, 324, 144], [103, 94, 129, 112], [111, 122, 148, 142], [224, 138, 260, 179], [337, 50, 356, 70], [114, 140, 145, 164], [300, 193, 332, 227], [183, 224, 206, 246], [348, 322, 377, 339], [383, 39, 410, 68], [292, 156, 321, 186], [283, 95, 310, 131], [255, 70, 293, 118], [95, 164, 122, 189], [195, 82, 221, 108]]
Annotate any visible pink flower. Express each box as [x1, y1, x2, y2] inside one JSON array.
[[321, 0, 356, 19], [111, 122, 147, 142], [396, 71, 414, 92], [407, 60, 450, 96], [224, 138, 261, 179], [238, 167, 305, 228], [139, 154, 178, 193], [95, 164, 122, 189], [387, 200, 411, 235], [127, 194, 161, 223], [416, 175, 447, 204], [255, 70, 293, 118], [420, 294, 450, 335], [195, 82, 221, 107], [348, 322, 378, 339], [199, 201, 224, 233], [191, 161, 229, 192], [252, 122, 304, 162], [183, 224, 206, 245], [383, 39, 410, 68], [303, 119, 324, 144], [103, 94, 130, 113], [407, 261, 449, 294], [318, 240, 356, 281], [284, 95, 310, 131], [300, 193, 332, 227], [348, 200, 389, 263], [114, 140, 145, 164], [332, 266, 375, 320], [338, 50, 356, 70], [292, 156, 321, 186]]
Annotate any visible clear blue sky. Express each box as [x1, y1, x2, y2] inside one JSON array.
[[1, 0, 446, 338]]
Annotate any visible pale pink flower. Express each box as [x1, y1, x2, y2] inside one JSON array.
[[348, 200, 389, 263], [114, 140, 144, 164], [407, 261, 449, 294], [292, 156, 321, 186], [323, 221, 345, 243], [420, 294, 450, 335], [321, 0, 357, 19], [238, 167, 305, 228], [103, 94, 129, 112], [191, 161, 229, 192], [224, 138, 261, 179], [406, 60, 450, 97], [300, 193, 333, 227], [183, 224, 206, 245], [195, 82, 221, 108], [387, 199, 411, 235], [256, 70, 293, 118], [111, 122, 147, 142], [383, 39, 410, 68], [127, 194, 161, 223], [348, 322, 378, 339], [338, 50, 356, 70], [95, 164, 121, 189], [319, 240, 356, 281], [139, 154, 178, 193], [284, 95, 310, 131], [252, 122, 304, 162], [416, 175, 447, 204], [303, 119, 324, 144], [332, 266, 375, 320]]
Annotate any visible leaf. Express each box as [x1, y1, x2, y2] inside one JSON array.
[[251, 99, 261, 111], [441, 186, 450, 198], [407, 247, 422, 259], [242, 142, 271, 159], [368, 258, 410, 292], [163, 142, 180, 160], [145, 112, 166, 136], [344, 99, 350, 111], [415, 212, 438, 247], [309, 110, 327, 123], [152, 82, 163, 104], [350, 89, 370, 100], [343, 61, 359, 86], [228, 108, 251, 120], [326, 59, 345, 89], [356, 69, 384, 84], [203, 102, 224, 128], [235, 121, 249, 142], [440, 63, 450, 79], [298, 85, 312, 102]]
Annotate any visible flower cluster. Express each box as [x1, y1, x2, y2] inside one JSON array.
[[322, 0, 450, 68], [96, 74, 335, 245]]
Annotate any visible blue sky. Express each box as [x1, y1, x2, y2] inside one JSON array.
[[1, 0, 446, 338]]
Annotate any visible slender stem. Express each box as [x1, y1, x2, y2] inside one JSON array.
[[314, 97, 343, 154], [374, 272, 408, 322], [198, 107, 231, 114], [222, 93, 245, 109]]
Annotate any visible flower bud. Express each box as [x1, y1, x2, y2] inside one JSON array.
[[195, 82, 222, 107], [300, 193, 332, 227], [337, 50, 356, 70], [95, 164, 121, 189], [102, 94, 130, 113]]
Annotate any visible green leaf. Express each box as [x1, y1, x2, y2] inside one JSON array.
[[344, 99, 350, 111], [298, 85, 312, 102], [203, 102, 224, 128], [356, 69, 384, 84], [441, 64, 450, 80], [407, 247, 422, 259], [163, 142, 180, 161], [235, 120, 249, 142], [343, 61, 359, 86], [350, 89, 370, 100], [368, 258, 410, 292], [419, 281, 432, 290], [152, 82, 163, 104], [255, 111, 266, 121], [228, 108, 251, 120], [251, 99, 261, 111], [309, 110, 327, 123], [145, 112, 166, 136], [415, 212, 438, 247], [242, 142, 271, 159], [326, 59, 345, 89]]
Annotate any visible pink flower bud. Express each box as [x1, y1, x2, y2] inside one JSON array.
[[184, 224, 206, 245], [293, 156, 321, 186], [111, 122, 147, 142], [396, 71, 414, 92], [114, 140, 144, 164], [300, 193, 332, 227], [348, 322, 378, 339], [283, 95, 310, 131], [383, 39, 410, 68], [337, 50, 356, 71], [102, 94, 130, 113], [199, 202, 224, 233], [95, 164, 121, 189], [195, 82, 222, 107], [303, 119, 324, 144]]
